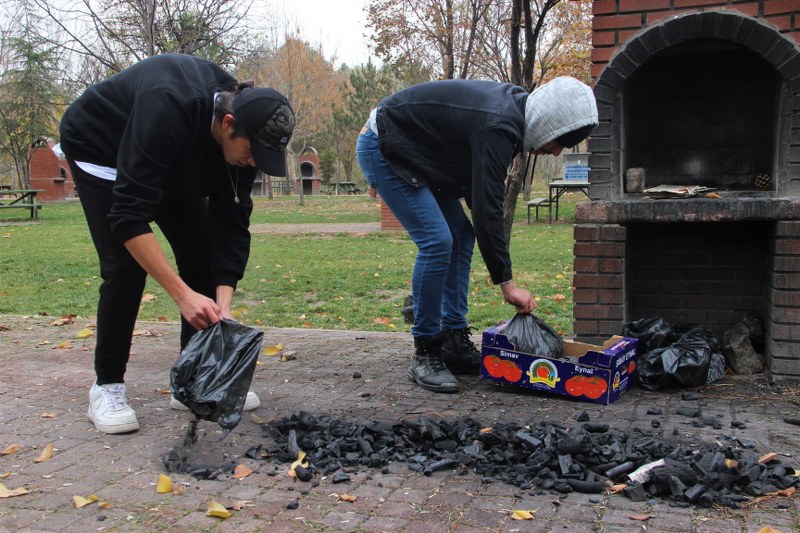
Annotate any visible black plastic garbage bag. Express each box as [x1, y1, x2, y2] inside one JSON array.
[[623, 316, 675, 352], [171, 319, 263, 433], [504, 313, 563, 358], [632, 322, 726, 390]]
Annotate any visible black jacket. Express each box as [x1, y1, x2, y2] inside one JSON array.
[[60, 54, 256, 288], [376, 79, 528, 285]]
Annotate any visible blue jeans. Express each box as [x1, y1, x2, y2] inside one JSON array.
[[357, 129, 474, 339]]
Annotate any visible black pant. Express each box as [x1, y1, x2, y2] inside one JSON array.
[[70, 163, 214, 385]]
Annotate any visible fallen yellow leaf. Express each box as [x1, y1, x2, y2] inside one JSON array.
[[0, 483, 30, 498], [207, 499, 232, 518], [0, 473, 10, 479], [33, 443, 54, 463], [510, 509, 535, 520], [39, 412, 58, 419], [289, 450, 309, 478], [54, 341, 74, 349], [156, 474, 173, 494], [758, 528, 784, 533], [232, 464, 252, 480], [97, 501, 112, 509], [74, 329, 94, 339], [0, 445, 21, 456], [172, 484, 184, 496], [141, 293, 157, 302], [339, 494, 357, 502], [72, 494, 99, 508], [629, 514, 651, 521], [263, 343, 285, 356]]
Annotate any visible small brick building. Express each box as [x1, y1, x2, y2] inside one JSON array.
[[29, 137, 75, 201]]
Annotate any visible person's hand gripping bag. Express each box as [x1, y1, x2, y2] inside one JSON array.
[[170, 319, 263, 433]]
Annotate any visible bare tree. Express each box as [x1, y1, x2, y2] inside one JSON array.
[[29, 0, 252, 86], [367, 0, 492, 80]]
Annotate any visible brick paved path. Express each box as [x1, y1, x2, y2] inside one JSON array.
[[0, 315, 798, 532]]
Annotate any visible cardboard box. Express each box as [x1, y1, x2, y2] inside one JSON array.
[[480, 323, 638, 404]]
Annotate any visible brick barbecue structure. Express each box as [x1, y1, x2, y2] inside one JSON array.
[[575, 1, 800, 376], [29, 137, 75, 201]]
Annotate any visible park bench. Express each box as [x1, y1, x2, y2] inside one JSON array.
[[0, 189, 43, 220], [526, 197, 550, 223]]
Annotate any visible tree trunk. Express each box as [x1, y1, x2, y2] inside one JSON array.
[[502, 154, 524, 239]]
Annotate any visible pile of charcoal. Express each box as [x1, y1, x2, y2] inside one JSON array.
[[256, 411, 798, 508]]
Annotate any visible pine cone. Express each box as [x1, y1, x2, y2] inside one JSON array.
[[754, 173, 773, 191]]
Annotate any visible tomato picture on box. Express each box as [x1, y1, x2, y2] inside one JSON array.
[[480, 322, 638, 404]]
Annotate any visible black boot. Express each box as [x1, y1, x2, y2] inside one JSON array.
[[408, 334, 459, 393], [441, 326, 482, 374]]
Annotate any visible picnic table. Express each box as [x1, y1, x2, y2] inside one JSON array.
[[0, 189, 44, 219]]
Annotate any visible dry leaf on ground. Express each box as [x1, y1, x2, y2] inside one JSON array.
[[263, 343, 285, 356], [510, 509, 536, 520], [629, 514, 652, 521], [232, 464, 252, 479], [207, 499, 232, 518], [0, 445, 21, 456], [74, 329, 93, 339], [339, 494, 357, 502], [72, 494, 99, 508], [155, 474, 173, 494], [0, 483, 30, 498], [33, 443, 54, 463]]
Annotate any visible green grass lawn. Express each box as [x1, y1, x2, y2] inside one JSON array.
[[0, 192, 584, 334]]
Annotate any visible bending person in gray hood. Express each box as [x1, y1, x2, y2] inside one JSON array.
[[356, 76, 598, 393]]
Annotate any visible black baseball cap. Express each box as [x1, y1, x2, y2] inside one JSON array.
[[234, 88, 295, 177]]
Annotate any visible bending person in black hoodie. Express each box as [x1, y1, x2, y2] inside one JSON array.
[[356, 76, 598, 393], [60, 54, 295, 434]]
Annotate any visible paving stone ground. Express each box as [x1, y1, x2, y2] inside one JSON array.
[[0, 314, 798, 533]]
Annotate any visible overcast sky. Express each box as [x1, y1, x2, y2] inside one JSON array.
[[258, 0, 379, 68]]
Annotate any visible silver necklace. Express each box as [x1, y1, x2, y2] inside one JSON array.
[[226, 164, 239, 204]]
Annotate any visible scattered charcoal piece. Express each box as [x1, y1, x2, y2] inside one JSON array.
[[352, 372, 362, 379], [582, 423, 609, 433], [681, 392, 702, 401], [623, 483, 648, 502], [589, 496, 601, 504], [381, 467, 390, 474], [730, 421, 746, 429], [676, 407, 700, 418], [566, 479, 605, 494], [360, 392, 371, 398], [97, 516, 106, 522], [736, 437, 756, 449], [515, 431, 542, 448], [408, 463, 422, 472], [783, 417, 800, 426], [684, 483, 708, 502], [244, 445, 262, 459], [553, 482, 573, 494], [286, 500, 299, 510], [575, 411, 590, 422], [646, 407, 663, 415], [605, 461, 636, 479], [332, 472, 351, 484], [423, 458, 457, 476], [651, 420, 661, 429], [163, 449, 187, 473], [294, 465, 313, 482]]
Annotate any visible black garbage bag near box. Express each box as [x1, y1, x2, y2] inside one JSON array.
[[171, 319, 263, 432], [624, 318, 725, 390], [504, 312, 564, 359]]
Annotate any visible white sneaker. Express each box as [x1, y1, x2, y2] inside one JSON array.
[[87, 383, 139, 434], [169, 390, 261, 411]]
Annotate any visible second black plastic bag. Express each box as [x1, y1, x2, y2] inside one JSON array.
[[624, 317, 726, 390], [171, 319, 263, 433], [504, 312, 564, 358]]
